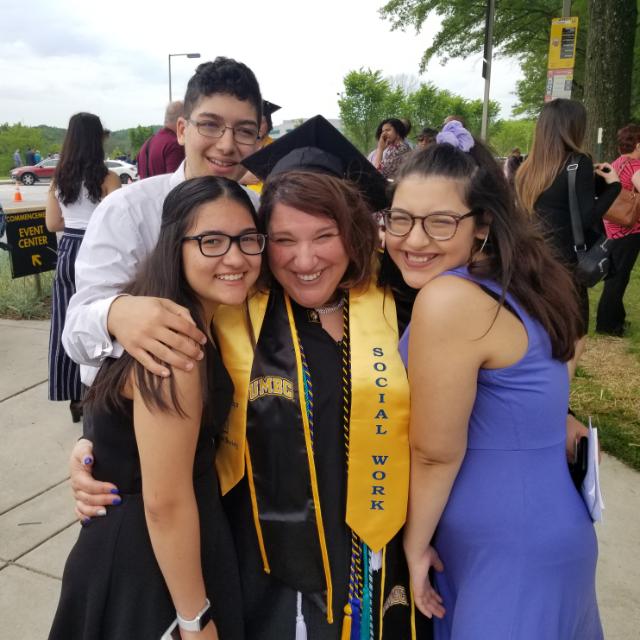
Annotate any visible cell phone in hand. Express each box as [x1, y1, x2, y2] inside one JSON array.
[[600, 166, 612, 173], [568, 436, 589, 490]]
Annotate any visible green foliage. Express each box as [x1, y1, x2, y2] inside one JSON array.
[[489, 118, 536, 156], [338, 69, 500, 153], [378, 0, 638, 119], [129, 125, 156, 157], [0, 123, 44, 176], [0, 252, 53, 320]]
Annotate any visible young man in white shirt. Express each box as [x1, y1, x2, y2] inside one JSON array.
[[62, 57, 262, 383]]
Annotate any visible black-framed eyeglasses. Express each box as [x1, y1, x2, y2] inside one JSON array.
[[382, 208, 481, 241], [182, 232, 267, 257], [187, 119, 260, 145]]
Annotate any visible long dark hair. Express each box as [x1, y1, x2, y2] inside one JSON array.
[[86, 177, 260, 415], [392, 140, 583, 361], [54, 112, 109, 206], [516, 99, 587, 214]]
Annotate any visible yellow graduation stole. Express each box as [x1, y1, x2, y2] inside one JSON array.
[[214, 281, 409, 619]]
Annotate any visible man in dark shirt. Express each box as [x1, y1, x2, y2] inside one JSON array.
[[136, 101, 185, 178]]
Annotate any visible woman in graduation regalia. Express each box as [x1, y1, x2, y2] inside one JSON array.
[[68, 117, 431, 639], [216, 116, 429, 640]]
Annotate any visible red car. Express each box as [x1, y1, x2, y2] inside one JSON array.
[[10, 158, 58, 185]]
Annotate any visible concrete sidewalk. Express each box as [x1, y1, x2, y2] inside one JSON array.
[[1, 318, 639, 638]]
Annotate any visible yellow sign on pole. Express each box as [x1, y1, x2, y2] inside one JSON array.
[[545, 16, 579, 101], [547, 17, 579, 70]]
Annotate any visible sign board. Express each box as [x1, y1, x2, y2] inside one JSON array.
[[547, 17, 579, 70], [545, 17, 579, 101], [4, 208, 57, 278], [545, 68, 574, 102]]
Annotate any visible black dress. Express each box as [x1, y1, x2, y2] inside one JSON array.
[[534, 153, 621, 331], [49, 346, 244, 640]]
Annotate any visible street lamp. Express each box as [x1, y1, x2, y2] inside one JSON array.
[[168, 52, 201, 102]]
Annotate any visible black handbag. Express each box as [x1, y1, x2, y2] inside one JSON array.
[[567, 157, 613, 288]]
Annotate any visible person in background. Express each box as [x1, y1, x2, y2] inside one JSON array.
[[401, 118, 415, 148], [370, 118, 411, 180], [386, 126, 603, 639], [136, 101, 186, 179], [25, 148, 35, 165], [13, 149, 22, 168], [45, 113, 121, 422], [515, 98, 620, 376], [240, 99, 281, 193], [596, 123, 640, 336], [503, 146, 523, 188], [416, 127, 438, 149], [34, 149, 42, 164]]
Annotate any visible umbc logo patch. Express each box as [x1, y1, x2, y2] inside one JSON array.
[[248, 376, 294, 402]]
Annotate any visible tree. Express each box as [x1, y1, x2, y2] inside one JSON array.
[[0, 123, 44, 176], [380, 1, 640, 119], [489, 118, 536, 156], [338, 69, 406, 153], [129, 125, 155, 157], [583, 0, 637, 160], [338, 70, 501, 153]]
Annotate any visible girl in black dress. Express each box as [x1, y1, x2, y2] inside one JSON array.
[[49, 177, 265, 640]]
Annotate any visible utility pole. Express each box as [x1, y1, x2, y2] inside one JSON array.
[[480, 0, 495, 141], [562, 1, 571, 17]]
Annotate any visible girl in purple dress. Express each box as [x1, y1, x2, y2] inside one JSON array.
[[383, 125, 603, 639]]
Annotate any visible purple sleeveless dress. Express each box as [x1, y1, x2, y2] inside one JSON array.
[[399, 266, 603, 640]]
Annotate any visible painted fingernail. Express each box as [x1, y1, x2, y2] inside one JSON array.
[[112, 497, 122, 505], [200, 336, 207, 345], [161, 369, 170, 378], [110, 488, 119, 494], [196, 350, 204, 361], [81, 518, 91, 526], [185, 361, 194, 371], [83, 456, 93, 465], [97, 508, 107, 516]]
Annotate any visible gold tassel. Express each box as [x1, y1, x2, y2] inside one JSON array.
[[341, 603, 353, 640]]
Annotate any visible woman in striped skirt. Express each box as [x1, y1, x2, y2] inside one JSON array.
[[45, 112, 121, 421]]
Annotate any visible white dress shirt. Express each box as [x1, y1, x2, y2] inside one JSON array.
[[61, 161, 259, 385]]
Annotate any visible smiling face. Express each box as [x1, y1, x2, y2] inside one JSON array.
[[267, 203, 350, 308], [177, 94, 260, 182], [181, 197, 262, 316], [385, 174, 486, 290]]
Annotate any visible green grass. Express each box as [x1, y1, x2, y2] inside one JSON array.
[[569, 265, 640, 471], [0, 251, 53, 319]]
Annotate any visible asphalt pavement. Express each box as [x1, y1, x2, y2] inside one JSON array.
[[0, 318, 639, 638]]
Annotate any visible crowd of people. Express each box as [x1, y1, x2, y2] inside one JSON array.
[[39, 55, 638, 639]]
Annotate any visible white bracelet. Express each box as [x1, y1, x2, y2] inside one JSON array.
[[176, 598, 211, 632]]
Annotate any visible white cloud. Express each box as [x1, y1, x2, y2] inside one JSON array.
[[0, 0, 523, 129]]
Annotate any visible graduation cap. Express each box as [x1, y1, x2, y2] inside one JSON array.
[[262, 100, 281, 131], [263, 100, 281, 118], [242, 115, 389, 211]]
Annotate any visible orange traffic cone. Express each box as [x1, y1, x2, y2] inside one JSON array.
[[13, 182, 23, 202]]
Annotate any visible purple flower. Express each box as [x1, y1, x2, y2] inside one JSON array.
[[436, 121, 475, 152]]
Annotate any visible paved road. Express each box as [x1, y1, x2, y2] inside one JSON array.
[[0, 182, 49, 210], [0, 318, 639, 638]]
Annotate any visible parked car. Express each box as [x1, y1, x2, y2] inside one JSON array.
[[10, 158, 138, 186], [105, 159, 138, 184], [10, 159, 58, 185]]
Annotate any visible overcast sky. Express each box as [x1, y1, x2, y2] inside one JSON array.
[[0, 0, 523, 131]]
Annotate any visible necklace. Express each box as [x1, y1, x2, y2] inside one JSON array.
[[314, 296, 345, 315]]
